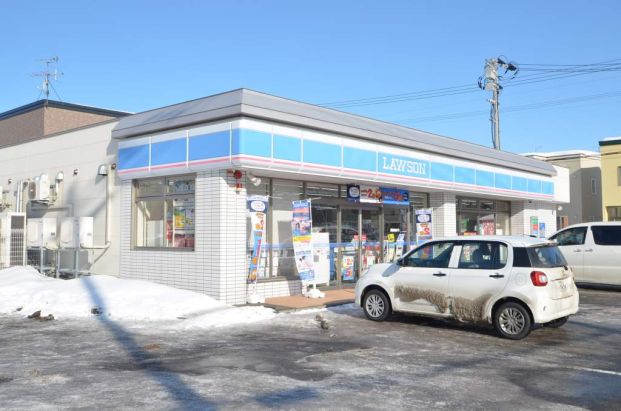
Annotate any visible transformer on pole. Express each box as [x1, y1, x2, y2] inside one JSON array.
[[478, 57, 519, 150]]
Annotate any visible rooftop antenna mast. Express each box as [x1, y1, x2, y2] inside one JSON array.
[[33, 56, 63, 101], [478, 56, 519, 150]]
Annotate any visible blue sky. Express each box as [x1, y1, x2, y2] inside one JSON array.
[[2, 0, 620, 154]]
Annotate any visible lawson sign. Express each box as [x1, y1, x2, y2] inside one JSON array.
[[380, 153, 429, 178]]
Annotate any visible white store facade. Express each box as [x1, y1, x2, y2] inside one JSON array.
[[113, 89, 569, 305]]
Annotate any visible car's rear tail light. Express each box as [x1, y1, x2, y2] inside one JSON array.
[[530, 271, 548, 287]]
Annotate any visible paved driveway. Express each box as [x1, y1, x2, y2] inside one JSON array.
[[0, 288, 620, 410]]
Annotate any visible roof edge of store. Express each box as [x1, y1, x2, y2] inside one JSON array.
[[111, 88, 556, 176]]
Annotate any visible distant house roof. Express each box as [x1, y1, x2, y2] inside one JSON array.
[[600, 136, 621, 146], [0, 99, 131, 121], [523, 150, 601, 160], [112, 88, 556, 176]]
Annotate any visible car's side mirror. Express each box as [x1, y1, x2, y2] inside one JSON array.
[[396, 258, 404, 266]]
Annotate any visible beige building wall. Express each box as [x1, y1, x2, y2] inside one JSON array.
[[0, 121, 121, 276], [525, 152, 602, 226], [600, 139, 621, 221]]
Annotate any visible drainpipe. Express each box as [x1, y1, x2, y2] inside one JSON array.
[[15, 180, 29, 213], [84, 165, 112, 250]]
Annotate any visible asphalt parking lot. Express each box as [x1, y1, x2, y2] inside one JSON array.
[[0, 288, 620, 410]]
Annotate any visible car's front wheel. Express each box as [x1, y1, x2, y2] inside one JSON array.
[[363, 289, 391, 321], [545, 316, 569, 328], [493, 302, 532, 340]]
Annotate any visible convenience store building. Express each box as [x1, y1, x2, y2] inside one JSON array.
[[113, 89, 569, 304]]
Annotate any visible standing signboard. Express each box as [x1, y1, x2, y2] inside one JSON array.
[[247, 195, 268, 303], [415, 209, 433, 245], [292, 199, 325, 298], [291, 199, 314, 281]]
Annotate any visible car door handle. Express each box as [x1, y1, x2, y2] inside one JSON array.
[[489, 273, 504, 279], [573, 249, 582, 253], [432, 272, 447, 277], [584, 249, 593, 252]]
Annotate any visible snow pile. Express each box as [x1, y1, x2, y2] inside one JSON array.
[[0, 266, 275, 327]]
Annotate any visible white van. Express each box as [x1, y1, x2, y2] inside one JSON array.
[[549, 222, 621, 286]]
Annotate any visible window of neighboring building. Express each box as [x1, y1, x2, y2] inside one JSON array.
[[134, 175, 195, 249], [607, 206, 621, 222], [618, 167, 621, 186], [557, 215, 569, 229], [591, 178, 597, 195]]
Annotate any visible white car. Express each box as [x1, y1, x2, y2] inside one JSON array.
[[355, 236, 579, 339], [549, 222, 621, 286]]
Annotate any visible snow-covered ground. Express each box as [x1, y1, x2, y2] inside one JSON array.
[[0, 266, 276, 328]]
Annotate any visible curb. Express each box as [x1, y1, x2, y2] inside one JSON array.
[[262, 299, 355, 313]]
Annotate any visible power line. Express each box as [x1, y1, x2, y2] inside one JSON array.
[[318, 58, 621, 109], [395, 90, 621, 124]]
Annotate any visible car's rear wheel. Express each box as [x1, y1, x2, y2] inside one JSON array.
[[363, 289, 391, 321], [545, 316, 569, 328], [493, 302, 532, 340]]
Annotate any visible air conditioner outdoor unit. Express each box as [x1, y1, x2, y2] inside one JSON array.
[[60, 217, 94, 249], [34, 174, 51, 202], [0, 212, 27, 269], [27, 218, 58, 248]]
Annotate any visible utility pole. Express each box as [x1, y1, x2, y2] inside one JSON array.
[[32, 56, 63, 101], [478, 57, 518, 150]]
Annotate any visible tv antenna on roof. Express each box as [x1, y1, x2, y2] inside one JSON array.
[[32, 56, 63, 101]]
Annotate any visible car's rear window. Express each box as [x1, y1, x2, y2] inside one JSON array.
[[527, 245, 567, 268], [591, 226, 621, 245]]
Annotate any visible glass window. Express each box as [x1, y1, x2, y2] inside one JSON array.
[[459, 198, 478, 209], [403, 242, 454, 268], [458, 242, 508, 270], [306, 183, 339, 199], [480, 200, 494, 211], [409, 192, 429, 209], [607, 206, 621, 222], [551, 227, 587, 246], [527, 245, 567, 268], [271, 179, 303, 279], [591, 226, 621, 245], [456, 197, 510, 235], [134, 176, 195, 249], [591, 178, 597, 195], [617, 167, 621, 186]]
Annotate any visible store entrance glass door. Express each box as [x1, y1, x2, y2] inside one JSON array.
[[384, 206, 408, 262], [340, 208, 359, 283], [361, 208, 381, 273]]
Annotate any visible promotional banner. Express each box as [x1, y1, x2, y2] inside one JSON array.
[[341, 255, 355, 281], [539, 222, 546, 239], [360, 185, 383, 203], [381, 187, 410, 205], [530, 216, 539, 237], [292, 199, 315, 281], [415, 209, 433, 245], [247, 195, 269, 284]]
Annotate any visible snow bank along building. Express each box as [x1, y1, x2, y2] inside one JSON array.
[[113, 89, 569, 304]]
